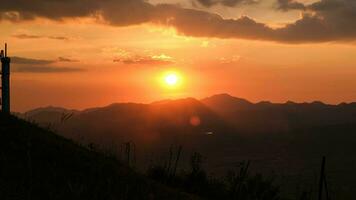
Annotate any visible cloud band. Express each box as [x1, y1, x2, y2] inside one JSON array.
[[1, 0, 355, 43]]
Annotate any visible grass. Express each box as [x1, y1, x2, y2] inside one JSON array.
[[0, 113, 199, 200]]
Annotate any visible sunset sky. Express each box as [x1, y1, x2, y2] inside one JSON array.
[[1, 0, 356, 112]]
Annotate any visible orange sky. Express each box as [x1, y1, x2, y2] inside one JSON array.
[[1, 0, 356, 112]]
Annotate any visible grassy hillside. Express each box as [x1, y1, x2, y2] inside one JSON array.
[[0, 113, 198, 200]]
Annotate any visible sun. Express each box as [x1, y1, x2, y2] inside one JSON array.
[[165, 73, 179, 86], [158, 70, 183, 89]]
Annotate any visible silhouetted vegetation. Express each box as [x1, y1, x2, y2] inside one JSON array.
[[0, 114, 198, 200], [148, 151, 282, 200]]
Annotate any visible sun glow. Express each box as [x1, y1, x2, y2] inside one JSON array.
[[159, 71, 183, 89], [165, 74, 178, 86]]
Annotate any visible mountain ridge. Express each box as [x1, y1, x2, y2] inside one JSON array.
[[23, 93, 356, 115], [21, 93, 356, 136]]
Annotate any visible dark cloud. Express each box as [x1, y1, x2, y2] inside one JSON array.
[[1, 0, 356, 43], [13, 56, 80, 65], [11, 56, 84, 73], [151, 5, 274, 40], [194, 0, 258, 7], [13, 34, 69, 40], [99, 0, 155, 26], [12, 34, 42, 39], [12, 56, 56, 65], [0, 0, 101, 21], [58, 57, 79, 62], [13, 66, 85, 73], [11, 56, 85, 73], [273, 0, 356, 42], [276, 0, 306, 11], [47, 36, 69, 40]]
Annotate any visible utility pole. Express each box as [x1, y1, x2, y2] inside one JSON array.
[[1, 43, 11, 114]]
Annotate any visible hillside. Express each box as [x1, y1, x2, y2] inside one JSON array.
[[0, 113, 198, 200]]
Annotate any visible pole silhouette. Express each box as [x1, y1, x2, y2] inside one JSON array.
[[0, 43, 11, 114]]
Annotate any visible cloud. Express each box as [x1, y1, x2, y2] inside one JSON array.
[[47, 36, 69, 40], [193, 0, 258, 7], [12, 34, 69, 40], [1, 0, 356, 43], [114, 58, 173, 65], [273, 0, 356, 42], [11, 56, 83, 73], [12, 34, 42, 39], [151, 5, 274, 40], [113, 50, 174, 66], [114, 56, 173, 66], [0, 0, 101, 21], [276, 0, 306, 11], [58, 57, 79, 62], [13, 66, 85, 73], [12, 56, 56, 65]]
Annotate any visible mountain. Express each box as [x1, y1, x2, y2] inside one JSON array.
[[22, 93, 356, 144], [22, 93, 356, 137], [21, 98, 233, 155], [202, 93, 254, 111], [21, 106, 79, 126], [202, 94, 356, 133], [0, 113, 198, 200]]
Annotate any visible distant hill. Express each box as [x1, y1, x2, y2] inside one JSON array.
[[23, 94, 356, 137], [21, 106, 79, 126], [201, 94, 356, 133], [0, 113, 198, 200], [22, 98, 232, 147], [20, 94, 356, 157], [202, 93, 254, 111]]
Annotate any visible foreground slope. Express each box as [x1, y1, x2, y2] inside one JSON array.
[[0, 114, 198, 200]]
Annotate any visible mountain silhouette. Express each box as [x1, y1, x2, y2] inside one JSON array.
[[22, 98, 232, 153], [22, 106, 79, 125], [202, 93, 254, 111], [22, 93, 356, 140], [201, 94, 356, 133]]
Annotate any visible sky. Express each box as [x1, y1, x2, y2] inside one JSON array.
[[1, 0, 356, 112]]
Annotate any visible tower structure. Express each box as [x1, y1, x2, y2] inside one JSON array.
[[0, 43, 11, 114]]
